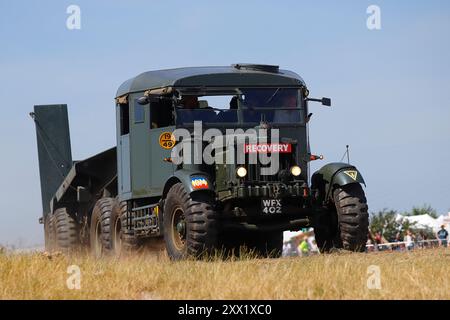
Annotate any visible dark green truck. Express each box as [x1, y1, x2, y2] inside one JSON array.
[[32, 64, 368, 259]]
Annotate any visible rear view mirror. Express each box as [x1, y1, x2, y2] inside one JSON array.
[[137, 96, 149, 105], [321, 97, 331, 106], [306, 97, 332, 107]]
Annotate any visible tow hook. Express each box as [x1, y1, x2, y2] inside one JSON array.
[[273, 184, 281, 198]]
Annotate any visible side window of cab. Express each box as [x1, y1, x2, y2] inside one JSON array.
[[150, 99, 174, 129]]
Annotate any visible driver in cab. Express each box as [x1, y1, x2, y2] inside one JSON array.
[[178, 95, 217, 124]]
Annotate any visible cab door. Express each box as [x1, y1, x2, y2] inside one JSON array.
[[117, 102, 132, 199], [149, 126, 175, 194], [148, 99, 175, 194]]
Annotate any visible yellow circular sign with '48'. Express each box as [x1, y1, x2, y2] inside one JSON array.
[[159, 132, 175, 149]]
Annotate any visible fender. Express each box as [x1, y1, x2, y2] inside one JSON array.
[[311, 162, 365, 203], [162, 169, 214, 199]]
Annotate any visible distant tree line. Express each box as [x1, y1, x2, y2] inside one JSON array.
[[369, 204, 439, 242]]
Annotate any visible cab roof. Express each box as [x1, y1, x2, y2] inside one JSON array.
[[116, 64, 305, 98]]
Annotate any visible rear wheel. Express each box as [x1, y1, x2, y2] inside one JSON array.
[[44, 214, 50, 251], [44, 214, 57, 252], [163, 183, 217, 260], [54, 208, 79, 252], [315, 183, 369, 252], [90, 197, 115, 257]]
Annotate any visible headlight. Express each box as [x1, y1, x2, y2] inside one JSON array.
[[290, 165, 301, 177], [236, 166, 247, 178]]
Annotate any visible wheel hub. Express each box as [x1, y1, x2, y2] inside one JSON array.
[[176, 221, 186, 237], [172, 207, 186, 251]]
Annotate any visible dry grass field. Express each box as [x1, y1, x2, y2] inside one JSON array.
[[0, 248, 449, 300]]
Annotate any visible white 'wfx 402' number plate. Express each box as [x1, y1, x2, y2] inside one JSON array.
[[261, 199, 282, 215]]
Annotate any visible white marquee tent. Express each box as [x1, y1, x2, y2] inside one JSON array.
[[283, 213, 450, 243], [396, 212, 450, 233]]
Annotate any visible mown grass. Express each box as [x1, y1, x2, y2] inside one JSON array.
[[0, 248, 449, 299]]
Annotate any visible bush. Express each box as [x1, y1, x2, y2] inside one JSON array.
[[405, 204, 438, 219], [369, 209, 418, 242]]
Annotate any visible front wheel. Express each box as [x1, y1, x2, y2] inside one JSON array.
[[163, 183, 218, 260], [315, 183, 369, 252]]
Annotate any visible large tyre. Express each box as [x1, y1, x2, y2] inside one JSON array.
[[163, 183, 217, 260], [54, 208, 79, 252], [44, 214, 57, 252], [90, 197, 115, 257], [315, 183, 369, 252], [44, 214, 50, 251]]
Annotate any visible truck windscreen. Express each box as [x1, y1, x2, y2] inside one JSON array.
[[175, 88, 303, 125]]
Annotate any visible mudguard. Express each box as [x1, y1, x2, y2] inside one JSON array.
[[162, 169, 214, 198], [311, 162, 365, 203]]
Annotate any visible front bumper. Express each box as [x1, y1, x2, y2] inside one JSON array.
[[218, 181, 309, 200]]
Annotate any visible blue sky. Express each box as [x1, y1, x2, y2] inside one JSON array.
[[0, 0, 449, 246]]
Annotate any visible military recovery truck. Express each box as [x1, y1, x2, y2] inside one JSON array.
[[32, 64, 368, 259]]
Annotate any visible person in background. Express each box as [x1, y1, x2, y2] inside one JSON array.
[[437, 225, 449, 247], [421, 231, 429, 248], [374, 231, 383, 251], [404, 230, 415, 251], [366, 238, 374, 252], [307, 236, 319, 254], [416, 231, 424, 249], [282, 242, 289, 257], [374, 232, 382, 244], [283, 241, 298, 257], [298, 235, 310, 257], [392, 232, 402, 251]]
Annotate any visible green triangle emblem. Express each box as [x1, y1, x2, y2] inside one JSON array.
[[344, 170, 358, 180]]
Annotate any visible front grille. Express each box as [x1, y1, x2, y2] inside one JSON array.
[[243, 147, 296, 183]]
